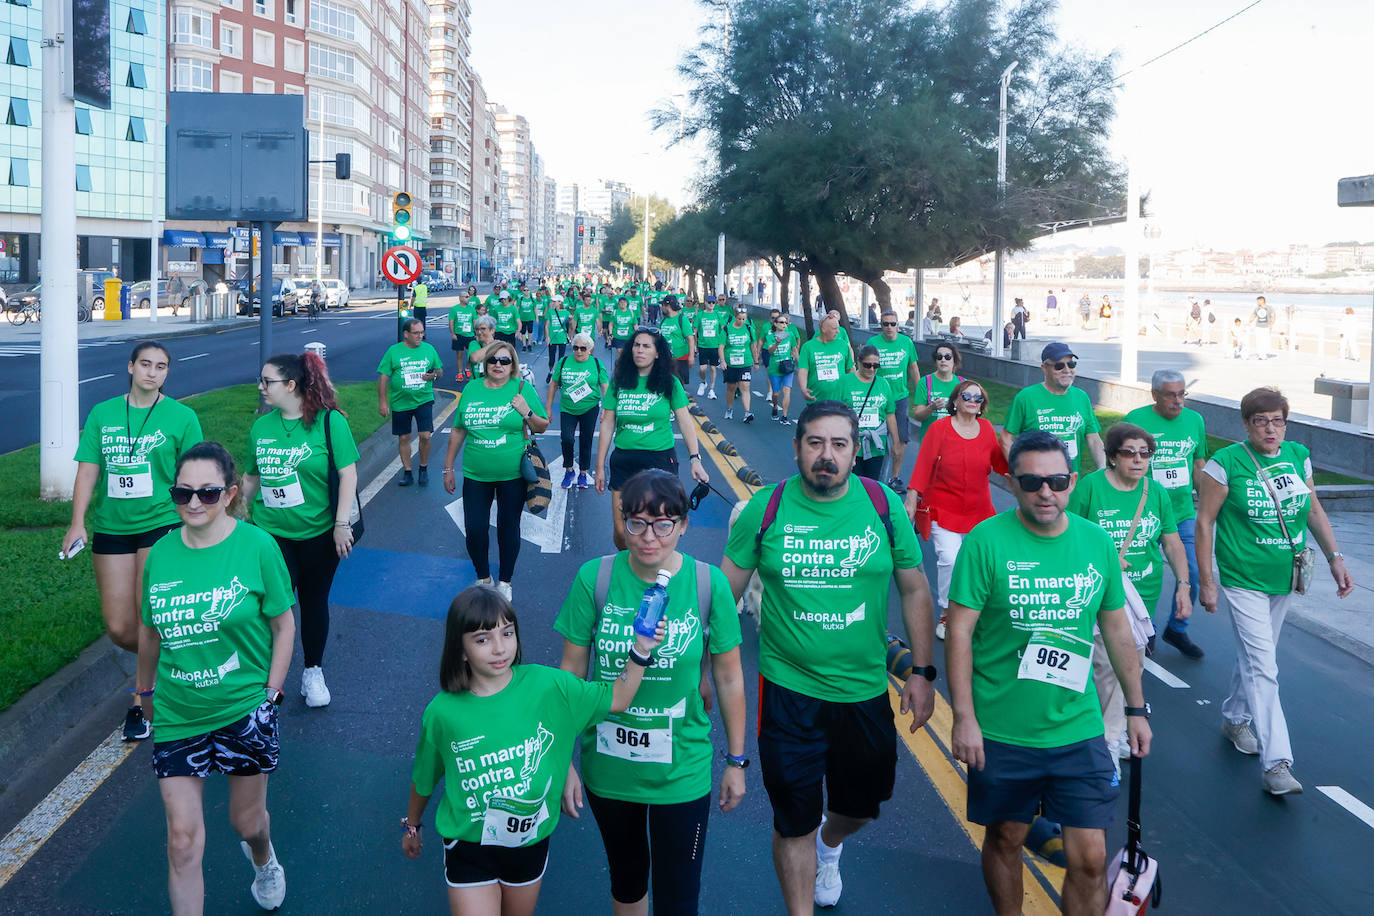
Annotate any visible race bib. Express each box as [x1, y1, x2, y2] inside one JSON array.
[[107, 460, 153, 499], [261, 474, 305, 509], [1152, 464, 1187, 489], [1017, 628, 1092, 693], [402, 371, 426, 389], [1267, 472, 1310, 503], [859, 409, 881, 429], [817, 365, 839, 382], [480, 795, 549, 848], [566, 380, 594, 403], [595, 713, 672, 764], [727, 350, 748, 367]]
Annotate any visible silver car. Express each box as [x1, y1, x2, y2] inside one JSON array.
[[320, 278, 350, 309]]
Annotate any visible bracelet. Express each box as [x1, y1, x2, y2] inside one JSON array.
[[627, 647, 654, 667], [335, 522, 351, 529], [443, 468, 454, 474], [400, 817, 422, 836], [1329, 551, 1345, 561], [128, 687, 155, 698], [689, 454, 701, 461]]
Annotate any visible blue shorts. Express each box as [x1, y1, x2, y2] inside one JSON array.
[[966, 736, 1118, 829], [152, 703, 280, 779], [391, 400, 435, 436], [768, 372, 795, 393]]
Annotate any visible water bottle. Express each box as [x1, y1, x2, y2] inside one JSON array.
[[632, 570, 672, 639]]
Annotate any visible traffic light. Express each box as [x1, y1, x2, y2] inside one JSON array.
[[392, 191, 412, 241], [335, 153, 351, 180], [589, 226, 596, 242], [578, 225, 585, 238]]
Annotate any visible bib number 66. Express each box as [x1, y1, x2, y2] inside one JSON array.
[[615, 727, 651, 748], [1035, 647, 1071, 671]]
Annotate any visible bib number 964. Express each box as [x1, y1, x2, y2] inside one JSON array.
[[507, 816, 537, 834], [615, 727, 651, 748]]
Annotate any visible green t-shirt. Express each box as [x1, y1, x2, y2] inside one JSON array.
[[871, 334, 917, 400], [1204, 441, 1313, 594], [1003, 383, 1100, 472], [493, 301, 520, 334], [840, 374, 896, 454], [455, 379, 547, 482], [659, 313, 694, 359], [798, 336, 854, 402], [73, 394, 205, 535], [947, 510, 1126, 749], [411, 665, 613, 844], [610, 306, 640, 341], [377, 341, 443, 411], [915, 373, 962, 440], [141, 521, 294, 742], [574, 305, 600, 337], [680, 305, 699, 331], [554, 553, 742, 804], [724, 476, 919, 702], [1122, 405, 1207, 522], [695, 309, 727, 347], [765, 326, 801, 375], [599, 295, 616, 319], [517, 295, 537, 320], [448, 303, 476, 337], [246, 409, 359, 540], [722, 322, 756, 368], [546, 305, 573, 344], [553, 355, 609, 415], [603, 376, 689, 452], [1067, 471, 1177, 610]]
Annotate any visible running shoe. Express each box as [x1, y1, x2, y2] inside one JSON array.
[[935, 615, 947, 640], [814, 835, 843, 907], [300, 667, 331, 708], [744, 412, 755, 424], [577, 472, 591, 489], [1263, 762, 1303, 796], [417, 467, 429, 487], [707, 389, 717, 400], [697, 382, 707, 396], [497, 582, 513, 601], [122, 705, 151, 741], [724, 408, 734, 420], [1223, 720, 1259, 755], [887, 476, 907, 495], [779, 415, 791, 426], [1162, 628, 1205, 658], [241, 841, 286, 911], [475, 577, 494, 588], [560, 469, 576, 489], [398, 469, 414, 487], [771, 405, 779, 420]]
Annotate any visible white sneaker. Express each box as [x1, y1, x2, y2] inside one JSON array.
[[475, 576, 494, 588], [724, 407, 734, 420], [300, 666, 331, 708], [814, 838, 843, 907], [1263, 762, 1303, 796], [1223, 720, 1259, 755], [935, 615, 947, 640], [696, 382, 707, 396], [707, 389, 717, 400], [497, 581, 512, 601], [241, 841, 286, 911]]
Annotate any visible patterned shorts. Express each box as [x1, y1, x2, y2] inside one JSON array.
[[152, 702, 280, 779]]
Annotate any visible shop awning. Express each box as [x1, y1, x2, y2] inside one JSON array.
[[162, 229, 205, 247], [299, 232, 343, 248], [273, 231, 303, 247], [203, 231, 233, 247]]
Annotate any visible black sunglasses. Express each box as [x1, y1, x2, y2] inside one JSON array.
[[486, 354, 513, 366], [170, 485, 227, 505], [1013, 473, 1072, 493], [861, 362, 881, 370], [881, 321, 898, 327], [934, 352, 954, 361], [1049, 359, 1078, 370], [571, 345, 590, 352]]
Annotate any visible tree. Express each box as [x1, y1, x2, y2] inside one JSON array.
[[598, 206, 637, 272], [609, 195, 678, 277], [652, 208, 759, 297]]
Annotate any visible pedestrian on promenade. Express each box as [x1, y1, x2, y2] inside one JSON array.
[[1068, 423, 1188, 768], [929, 298, 942, 325], [1183, 298, 1203, 345], [1011, 298, 1028, 340], [722, 303, 760, 423], [241, 351, 358, 708], [556, 471, 747, 916], [403, 587, 664, 916], [448, 293, 477, 382], [796, 313, 854, 403], [722, 401, 936, 912], [377, 318, 443, 487], [64, 340, 204, 741], [1078, 293, 1092, 330], [910, 343, 963, 445], [1340, 306, 1360, 360], [595, 329, 710, 551], [1046, 289, 1059, 325], [905, 379, 1007, 641], [1124, 369, 1208, 657], [1098, 295, 1113, 338], [1001, 342, 1105, 473], [545, 333, 609, 490], [765, 312, 801, 425], [1229, 317, 1246, 359], [658, 295, 697, 389], [840, 345, 898, 480], [1249, 296, 1275, 358], [945, 315, 970, 343], [871, 309, 919, 490], [138, 442, 295, 915], [695, 295, 726, 399], [1201, 299, 1217, 344], [1196, 387, 1354, 795], [442, 340, 548, 602], [947, 430, 1150, 916]]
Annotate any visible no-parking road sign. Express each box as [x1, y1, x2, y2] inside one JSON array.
[[381, 245, 422, 285]]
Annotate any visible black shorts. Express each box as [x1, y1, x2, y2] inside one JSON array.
[[611, 338, 629, 350], [495, 331, 519, 345], [723, 367, 752, 384], [698, 347, 720, 366], [442, 837, 550, 888], [152, 703, 280, 779], [92, 522, 180, 556], [674, 358, 691, 386], [391, 400, 435, 436], [520, 320, 534, 333], [585, 790, 711, 911], [608, 448, 679, 491], [966, 736, 1118, 829], [452, 335, 474, 352], [758, 677, 896, 837]]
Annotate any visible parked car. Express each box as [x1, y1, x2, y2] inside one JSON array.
[[234, 278, 296, 317], [129, 278, 208, 314], [320, 278, 350, 309]]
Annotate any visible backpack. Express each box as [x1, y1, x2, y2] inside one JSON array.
[[1207, 311, 1216, 324], [555, 355, 604, 389], [1190, 303, 1202, 321], [755, 476, 895, 555]]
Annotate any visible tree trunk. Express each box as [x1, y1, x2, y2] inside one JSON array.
[[812, 268, 853, 351], [778, 259, 792, 312], [799, 267, 814, 339], [866, 275, 892, 314]]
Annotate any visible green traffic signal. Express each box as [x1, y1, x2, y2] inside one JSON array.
[[394, 225, 412, 241]]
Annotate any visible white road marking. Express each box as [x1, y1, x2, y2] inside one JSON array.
[[1143, 657, 1189, 689], [79, 374, 114, 384], [338, 321, 351, 326], [356, 397, 462, 509], [446, 455, 569, 553], [1317, 786, 1374, 830], [0, 729, 132, 888], [177, 352, 209, 362]]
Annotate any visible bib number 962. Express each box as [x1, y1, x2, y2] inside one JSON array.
[[1035, 646, 1071, 671]]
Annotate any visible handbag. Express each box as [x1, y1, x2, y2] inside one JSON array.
[[1116, 481, 1156, 650], [323, 409, 365, 542], [517, 382, 552, 515], [1105, 755, 1162, 915], [1242, 444, 1316, 594]]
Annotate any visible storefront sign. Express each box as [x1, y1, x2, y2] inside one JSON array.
[[166, 260, 198, 273]]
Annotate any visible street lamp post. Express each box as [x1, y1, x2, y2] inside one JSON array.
[[643, 195, 651, 283], [992, 60, 1018, 358]]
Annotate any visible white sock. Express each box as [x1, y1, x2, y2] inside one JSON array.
[[816, 827, 842, 862]]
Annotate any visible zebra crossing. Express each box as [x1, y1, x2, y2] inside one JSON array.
[[0, 338, 134, 358]]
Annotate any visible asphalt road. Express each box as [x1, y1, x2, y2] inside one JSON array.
[[2, 331, 1372, 913]]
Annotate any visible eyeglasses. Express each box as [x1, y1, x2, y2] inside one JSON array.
[[259, 377, 286, 386], [934, 353, 954, 361], [959, 392, 985, 403], [1049, 359, 1078, 370], [881, 321, 898, 327], [860, 362, 881, 370], [1014, 473, 1072, 493], [169, 485, 227, 505], [572, 345, 590, 352], [1250, 416, 1287, 429], [624, 517, 680, 537], [486, 355, 514, 366], [1116, 447, 1152, 459]]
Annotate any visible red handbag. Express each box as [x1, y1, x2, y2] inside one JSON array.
[[912, 501, 934, 540]]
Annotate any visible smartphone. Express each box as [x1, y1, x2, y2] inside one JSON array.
[[60, 537, 85, 560]]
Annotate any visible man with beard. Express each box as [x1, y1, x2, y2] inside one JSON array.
[[722, 401, 936, 912], [1001, 342, 1104, 473]]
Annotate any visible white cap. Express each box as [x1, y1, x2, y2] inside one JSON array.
[[655, 569, 672, 587], [499, 290, 510, 299], [552, 294, 564, 302]]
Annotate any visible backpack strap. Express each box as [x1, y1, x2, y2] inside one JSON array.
[[695, 559, 711, 648], [592, 554, 616, 628], [754, 479, 789, 553], [856, 476, 896, 544]]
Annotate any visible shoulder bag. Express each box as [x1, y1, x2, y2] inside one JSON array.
[[910, 420, 944, 541], [1114, 480, 1155, 649], [323, 409, 365, 543], [1242, 444, 1315, 594], [517, 382, 552, 515]]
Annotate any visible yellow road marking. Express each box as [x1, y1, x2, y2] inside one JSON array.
[[687, 411, 755, 503]]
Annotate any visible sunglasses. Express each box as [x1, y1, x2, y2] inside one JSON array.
[[572, 345, 590, 352], [1116, 447, 1152, 459], [170, 485, 227, 505], [624, 517, 680, 537], [959, 392, 985, 403], [861, 362, 881, 370], [1049, 359, 1078, 370], [486, 355, 513, 366], [1013, 473, 1072, 493], [881, 321, 898, 327], [934, 353, 954, 361]]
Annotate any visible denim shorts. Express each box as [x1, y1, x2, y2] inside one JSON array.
[[966, 736, 1117, 829]]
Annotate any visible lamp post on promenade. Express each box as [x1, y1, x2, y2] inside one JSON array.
[[993, 60, 1018, 358]]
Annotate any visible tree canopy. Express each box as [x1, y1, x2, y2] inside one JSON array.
[[601, 195, 678, 275]]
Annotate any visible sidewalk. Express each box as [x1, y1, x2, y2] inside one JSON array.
[[1286, 511, 1374, 667]]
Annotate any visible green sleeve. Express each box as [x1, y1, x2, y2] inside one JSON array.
[[181, 407, 205, 454], [524, 383, 548, 419], [1192, 413, 1209, 461], [601, 381, 618, 411], [429, 345, 443, 373], [376, 350, 393, 376], [74, 404, 103, 463], [881, 379, 895, 415], [722, 487, 771, 571], [556, 667, 615, 731], [1003, 389, 1028, 435], [885, 487, 920, 569], [1098, 533, 1126, 610], [329, 409, 361, 468], [800, 341, 816, 373], [947, 526, 991, 610], [843, 347, 854, 371], [668, 378, 689, 410], [140, 547, 160, 627], [705, 564, 744, 654], [246, 420, 261, 476], [1066, 476, 1089, 518], [1080, 389, 1100, 433], [410, 703, 445, 796], [1157, 486, 1177, 534], [552, 560, 599, 647], [598, 362, 610, 385]]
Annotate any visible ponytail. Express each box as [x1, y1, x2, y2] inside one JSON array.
[[265, 351, 344, 430]]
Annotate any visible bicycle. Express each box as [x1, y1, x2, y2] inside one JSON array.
[[5, 301, 39, 326], [306, 295, 320, 323], [77, 302, 91, 323]]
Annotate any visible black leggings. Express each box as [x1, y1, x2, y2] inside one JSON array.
[[585, 789, 710, 914], [461, 476, 524, 582], [856, 454, 886, 480], [547, 343, 566, 375], [561, 408, 598, 470], [271, 531, 341, 668]]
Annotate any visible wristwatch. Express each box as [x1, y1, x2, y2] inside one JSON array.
[[1124, 704, 1151, 719], [910, 665, 938, 682], [264, 686, 284, 706], [722, 752, 751, 769]]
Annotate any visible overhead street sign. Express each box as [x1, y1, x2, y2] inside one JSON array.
[[381, 245, 422, 285], [1337, 175, 1374, 207]]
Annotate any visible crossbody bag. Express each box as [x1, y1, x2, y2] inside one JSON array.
[[1242, 444, 1315, 594]]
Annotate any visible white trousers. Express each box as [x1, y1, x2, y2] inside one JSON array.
[[1092, 634, 1143, 771], [929, 521, 965, 610], [1220, 585, 1293, 770]]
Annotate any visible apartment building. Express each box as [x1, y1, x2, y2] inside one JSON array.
[[466, 73, 503, 280], [426, 0, 474, 279]]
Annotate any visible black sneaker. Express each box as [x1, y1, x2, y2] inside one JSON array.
[[398, 469, 414, 487], [771, 405, 779, 420], [418, 466, 429, 487], [887, 476, 907, 495], [1162, 628, 1204, 659], [122, 705, 151, 741]]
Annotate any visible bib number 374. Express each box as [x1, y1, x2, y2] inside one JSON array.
[[1017, 628, 1092, 693]]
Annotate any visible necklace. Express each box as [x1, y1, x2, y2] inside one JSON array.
[[125, 393, 162, 461], [280, 415, 303, 438]]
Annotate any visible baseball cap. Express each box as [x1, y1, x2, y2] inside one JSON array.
[[551, 294, 564, 302], [705, 295, 717, 303], [1040, 341, 1076, 363], [499, 290, 510, 300]]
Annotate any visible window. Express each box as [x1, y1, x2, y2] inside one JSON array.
[[253, 77, 275, 93], [220, 70, 243, 92], [126, 8, 147, 33], [309, 0, 355, 40], [309, 45, 355, 83], [308, 88, 355, 127], [6, 38, 30, 66], [6, 98, 31, 126], [220, 23, 241, 57], [75, 108, 93, 134], [7, 0, 32, 7], [283, 38, 304, 73], [173, 8, 214, 47], [172, 58, 213, 91], [283, 0, 298, 25], [253, 31, 274, 66], [126, 117, 147, 142], [76, 164, 92, 191], [9, 159, 29, 186], [253, 0, 272, 17], [126, 63, 148, 88], [221, 0, 241, 8]]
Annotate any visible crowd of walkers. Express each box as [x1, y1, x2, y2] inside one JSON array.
[[58, 272, 1357, 915]]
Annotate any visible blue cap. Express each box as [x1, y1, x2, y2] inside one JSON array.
[[705, 295, 717, 303], [1040, 341, 1075, 362]]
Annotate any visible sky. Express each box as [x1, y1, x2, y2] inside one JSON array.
[[470, 0, 1374, 251]]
